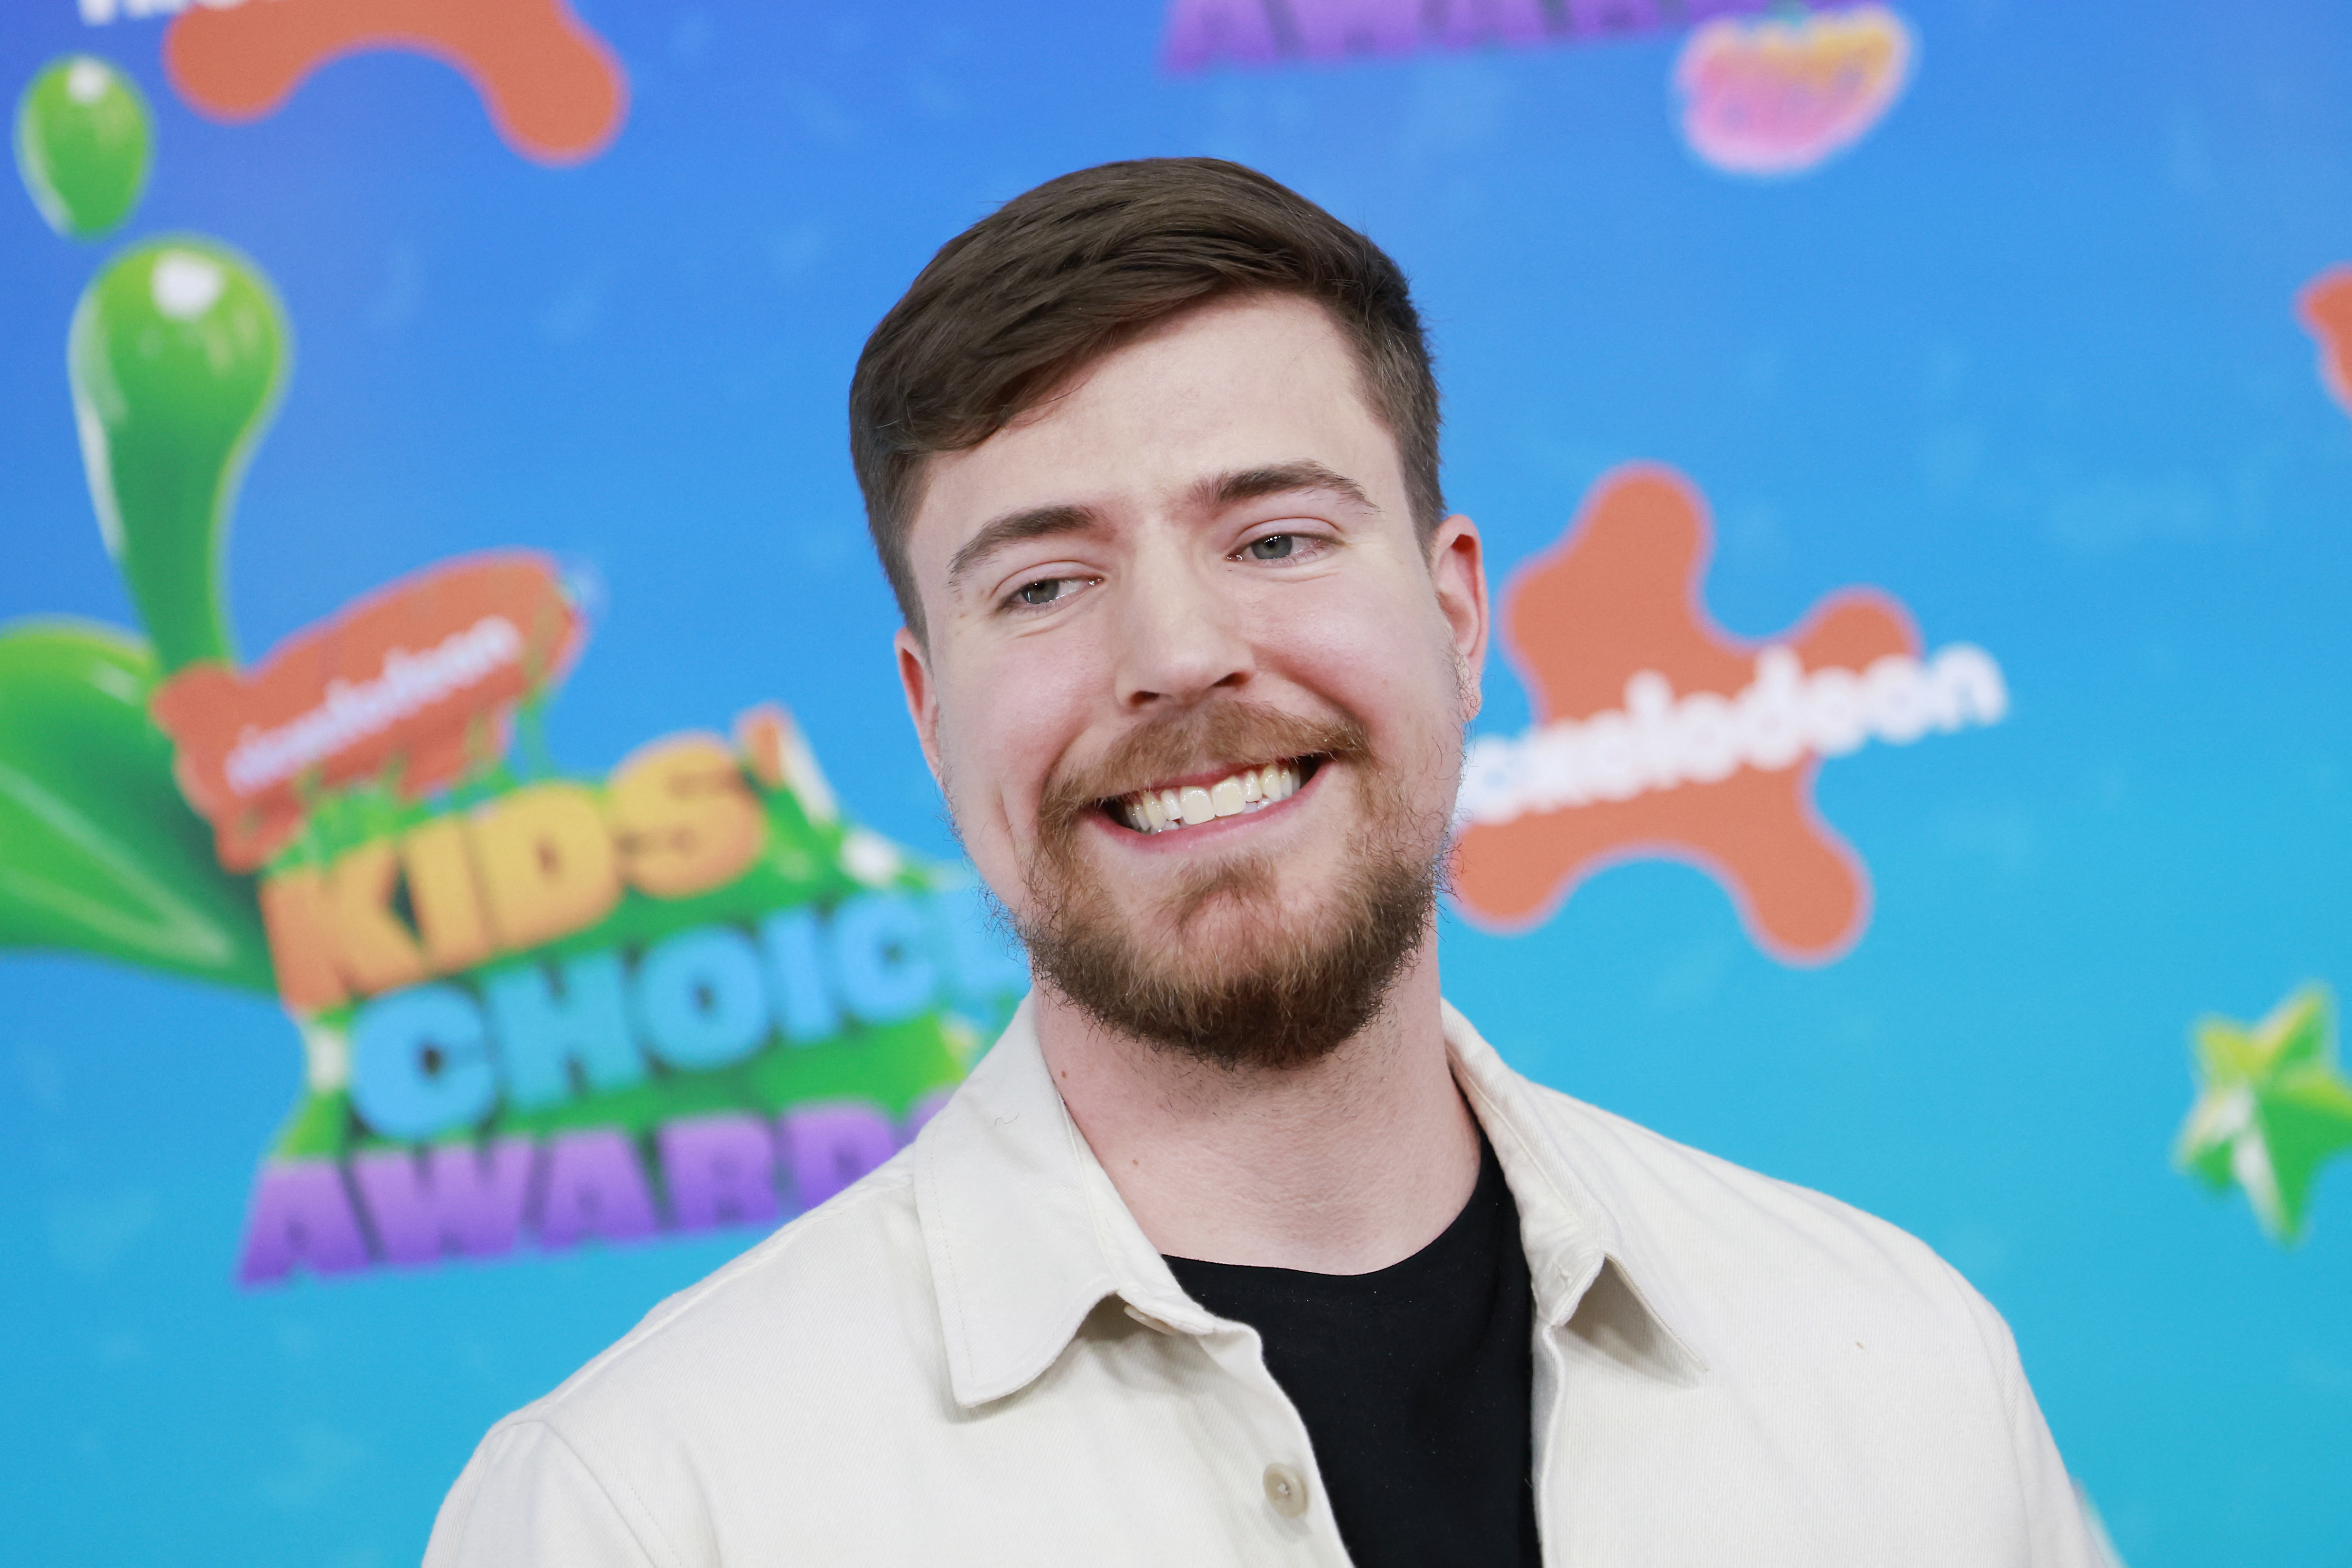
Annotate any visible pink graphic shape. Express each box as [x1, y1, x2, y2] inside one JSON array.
[[1675, 2, 1912, 176]]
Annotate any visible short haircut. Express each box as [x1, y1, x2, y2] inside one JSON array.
[[849, 157, 1444, 637]]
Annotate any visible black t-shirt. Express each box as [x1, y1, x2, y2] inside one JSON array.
[[1163, 1137, 1540, 1568]]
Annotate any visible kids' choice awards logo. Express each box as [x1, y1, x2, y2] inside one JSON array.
[[131, 552, 1026, 1286], [1451, 465, 2006, 963]]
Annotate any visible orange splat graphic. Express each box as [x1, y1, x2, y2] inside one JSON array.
[[2297, 265, 2352, 417], [1452, 465, 1919, 965], [164, 0, 628, 166]]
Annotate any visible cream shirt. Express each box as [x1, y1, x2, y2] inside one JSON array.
[[426, 999, 2101, 1567]]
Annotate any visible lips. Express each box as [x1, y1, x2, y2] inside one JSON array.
[[1106, 757, 1318, 835]]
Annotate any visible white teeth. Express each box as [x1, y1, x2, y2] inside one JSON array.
[[1115, 761, 1308, 834]]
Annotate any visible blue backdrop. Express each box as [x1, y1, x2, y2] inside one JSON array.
[[3, 1, 2349, 1562]]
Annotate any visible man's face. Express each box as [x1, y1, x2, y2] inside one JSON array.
[[895, 293, 1488, 1066]]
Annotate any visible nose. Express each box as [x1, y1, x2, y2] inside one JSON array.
[[1112, 540, 1253, 711]]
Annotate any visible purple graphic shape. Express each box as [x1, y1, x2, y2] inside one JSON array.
[[1164, 0, 1772, 70], [538, 1128, 659, 1249], [658, 1113, 779, 1231], [351, 1138, 537, 1265], [1432, 0, 1550, 48], [1565, 0, 1663, 33], [1285, 0, 1423, 58], [780, 1100, 898, 1210], [235, 1160, 372, 1284], [1162, 0, 1284, 67]]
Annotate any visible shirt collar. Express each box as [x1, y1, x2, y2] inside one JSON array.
[[912, 995, 1706, 1409], [1440, 1000, 1710, 1385]]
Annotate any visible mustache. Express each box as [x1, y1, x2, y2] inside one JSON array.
[[1036, 700, 1371, 838]]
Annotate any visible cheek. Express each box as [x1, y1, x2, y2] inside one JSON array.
[[1261, 575, 1458, 730], [935, 638, 1102, 844]]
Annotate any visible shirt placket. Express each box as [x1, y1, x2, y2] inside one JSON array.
[[1186, 1318, 1362, 1567], [1527, 1245, 1608, 1568]]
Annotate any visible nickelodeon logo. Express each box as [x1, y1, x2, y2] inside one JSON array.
[[1451, 464, 2008, 963], [1460, 645, 2005, 823], [150, 554, 586, 872]]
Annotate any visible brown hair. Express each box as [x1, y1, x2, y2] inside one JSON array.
[[849, 157, 1444, 636]]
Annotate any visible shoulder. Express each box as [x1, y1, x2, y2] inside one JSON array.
[[437, 1150, 950, 1547], [1515, 1077, 2005, 1364], [541, 1148, 938, 1427], [1508, 1079, 2103, 1561]]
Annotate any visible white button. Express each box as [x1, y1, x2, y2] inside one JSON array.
[[1262, 1462, 1308, 1519]]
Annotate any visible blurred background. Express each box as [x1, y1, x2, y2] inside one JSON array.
[[3, 1, 2349, 1562]]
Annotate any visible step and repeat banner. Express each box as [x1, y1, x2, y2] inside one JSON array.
[[2, 1, 2347, 1562]]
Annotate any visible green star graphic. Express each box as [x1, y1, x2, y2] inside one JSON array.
[[2175, 984, 2352, 1243]]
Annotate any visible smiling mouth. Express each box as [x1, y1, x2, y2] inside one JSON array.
[[1105, 757, 1322, 835]]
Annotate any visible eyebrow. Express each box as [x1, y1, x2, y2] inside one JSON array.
[[1197, 460, 1377, 515], [946, 503, 1103, 589]]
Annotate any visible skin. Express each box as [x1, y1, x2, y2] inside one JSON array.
[[894, 293, 1492, 1273]]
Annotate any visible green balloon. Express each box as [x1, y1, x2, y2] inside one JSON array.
[[69, 236, 289, 674], [14, 55, 152, 240], [0, 620, 272, 992]]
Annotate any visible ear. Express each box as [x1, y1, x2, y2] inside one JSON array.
[[894, 626, 947, 787], [1427, 514, 1489, 720]]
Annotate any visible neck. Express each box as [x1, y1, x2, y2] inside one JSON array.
[[1032, 935, 1482, 1274]]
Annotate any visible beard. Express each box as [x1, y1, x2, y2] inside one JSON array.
[[1009, 700, 1452, 1072]]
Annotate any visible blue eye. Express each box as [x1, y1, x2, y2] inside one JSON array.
[[1016, 579, 1062, 605], [1246, 535, 1296, 561]]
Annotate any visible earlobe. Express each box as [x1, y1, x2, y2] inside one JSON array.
[[893, 627, 946, 787]]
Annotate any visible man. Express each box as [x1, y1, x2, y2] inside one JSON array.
[[428, 159, 2099, 1566]]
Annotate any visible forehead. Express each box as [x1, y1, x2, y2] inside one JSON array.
[[902, 294, 1403, 582]]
